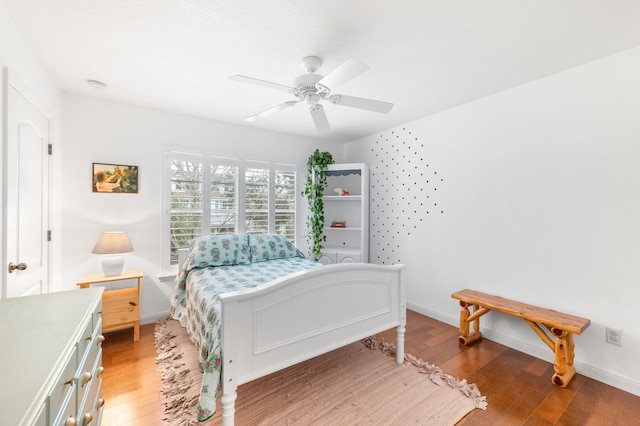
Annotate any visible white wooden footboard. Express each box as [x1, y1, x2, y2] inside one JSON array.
[[218, 262, 406, 426]]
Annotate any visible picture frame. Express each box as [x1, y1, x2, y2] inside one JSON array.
[[92, 163, 139, 193]]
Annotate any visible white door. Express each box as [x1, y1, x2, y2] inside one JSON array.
[[3, 73, 51, 298]]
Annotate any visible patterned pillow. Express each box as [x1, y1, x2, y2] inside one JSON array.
[[249, 234, 304, 262], [185, 234, 251, 270]]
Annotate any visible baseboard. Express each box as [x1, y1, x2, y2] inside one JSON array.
[[407, 301, 459, 328], [406, 300, 640, 397], [141, 310, 170, 326]]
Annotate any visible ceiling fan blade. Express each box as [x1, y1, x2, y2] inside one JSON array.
[[245, 101, 298, 122], [328, 94, 393, 113], [316, 57, 369, 92], [309, 104, 330, 132], [230, 75, 295, 93]]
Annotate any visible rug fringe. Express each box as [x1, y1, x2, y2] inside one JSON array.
[[155, 317, 201, 426], [362, 337, 488, 410]]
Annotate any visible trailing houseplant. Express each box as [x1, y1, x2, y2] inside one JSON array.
[[303, 149, 334, 261]]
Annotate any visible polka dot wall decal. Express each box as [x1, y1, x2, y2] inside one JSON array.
[[369, 127, 445, 265]]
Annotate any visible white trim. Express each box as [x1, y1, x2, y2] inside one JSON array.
[[269, 167, 276, 234], [141, 310, 170, 325], [236, 160, 246, 233], [1, 66, 7, 298], [161, 151, 173, 274], [157, 273, 176, 284]]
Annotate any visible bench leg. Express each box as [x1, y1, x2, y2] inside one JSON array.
[[551, 329, 576, 387], [458, 302, 482, 345]]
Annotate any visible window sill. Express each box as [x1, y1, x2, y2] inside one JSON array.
[[158, 272, 177, 284]]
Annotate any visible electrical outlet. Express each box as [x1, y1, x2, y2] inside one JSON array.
[[606, 327, 623, 346]]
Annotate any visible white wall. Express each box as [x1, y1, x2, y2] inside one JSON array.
[[61, 94, 343, 323], [345, 46, 640, 395], [0, 3, 63, 292]]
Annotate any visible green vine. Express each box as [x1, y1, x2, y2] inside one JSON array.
[[302, 149, 334, 261]]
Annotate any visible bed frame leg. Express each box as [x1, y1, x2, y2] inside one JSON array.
[[221, 391, 237, 426], [395, 325, 405, 363]]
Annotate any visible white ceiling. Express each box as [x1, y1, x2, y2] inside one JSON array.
[[3, 1, 640, 142]]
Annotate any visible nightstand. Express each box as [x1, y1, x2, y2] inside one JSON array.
[[77, 269, 143, 341]]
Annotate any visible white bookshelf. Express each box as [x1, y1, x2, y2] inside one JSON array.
[[319, 163, 369, 264]]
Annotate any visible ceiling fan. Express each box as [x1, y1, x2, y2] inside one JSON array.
[[230, 56, 393, 132]]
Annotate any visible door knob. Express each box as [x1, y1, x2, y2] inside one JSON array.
[[8, 262, 28, 273]]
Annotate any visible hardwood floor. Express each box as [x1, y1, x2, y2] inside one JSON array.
[[101, 323, 165, 425], [101, 310, 640, 425]]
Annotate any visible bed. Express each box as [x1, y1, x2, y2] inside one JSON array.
[[170, 234, 406, 425]]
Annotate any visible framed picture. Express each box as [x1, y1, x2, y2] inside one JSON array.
[[92, 163, 139, 193]]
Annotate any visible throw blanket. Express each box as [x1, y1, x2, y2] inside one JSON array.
[[169, 257, 320, 421]]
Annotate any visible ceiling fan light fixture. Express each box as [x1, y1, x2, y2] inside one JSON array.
[[232, 55, 393, 132]]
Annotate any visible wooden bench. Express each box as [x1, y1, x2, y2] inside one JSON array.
[[451, 289, 591, 387]]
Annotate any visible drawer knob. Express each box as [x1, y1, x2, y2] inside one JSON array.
[[65, 415, 77, 426], [97, 397, 105, 409], [97, 334, 105, 345], [82, 412, 93, 426], [97, 366, 105, 376], [81, 371, 93, 387]]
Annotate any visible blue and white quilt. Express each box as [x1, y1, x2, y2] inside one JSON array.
[[170, 238, 319, 421]]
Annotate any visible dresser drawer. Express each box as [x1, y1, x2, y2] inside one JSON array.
[[93, 301, 103, 330], [52, 381, 78, 425], [77, 329, 103, 409], [49, 345, 78, 424], [77, 350, 103, 426], [95, 391, 105, 426], [77, 317, 95, 364], [76, 306, 103, 425], [78, 316, 102, 371]]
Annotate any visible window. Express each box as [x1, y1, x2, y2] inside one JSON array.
[[274, 169, 296, 236], [209, 162, 238, 235], [245, 166, 269, 234], [165, 152, 296, 268], [169, 158, 203, 260]]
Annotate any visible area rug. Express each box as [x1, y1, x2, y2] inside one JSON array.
[[155, 318, 487, 425]]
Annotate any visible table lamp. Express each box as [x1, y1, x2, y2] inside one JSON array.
[[92, 231, 134, 276]]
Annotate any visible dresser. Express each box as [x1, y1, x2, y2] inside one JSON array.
[[0, 288, 105, 425]]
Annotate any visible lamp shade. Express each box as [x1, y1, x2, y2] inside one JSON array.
[[92, 232, 134, 254], [92, 232, 133, 276]]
